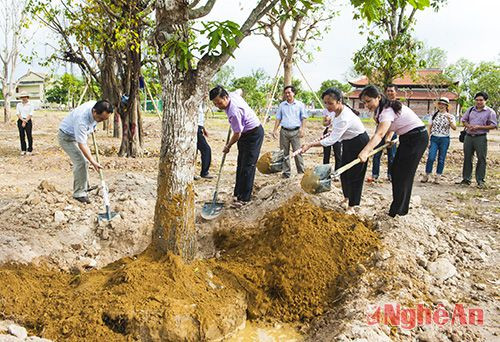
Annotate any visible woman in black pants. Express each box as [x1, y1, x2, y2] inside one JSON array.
[[358, 85, 428, 217], [16, 92, 34, 155], [302, 88, 368, 212]]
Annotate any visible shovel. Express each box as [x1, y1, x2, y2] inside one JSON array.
[[201, 127, 232, 220], [257, 132, 331, 174], [256, 148, 303, 174], [91, 132, 118, 222], [301, 138, 399, 194]]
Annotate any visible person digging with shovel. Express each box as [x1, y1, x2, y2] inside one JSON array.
[[58, 100, 113, 204], [209, 86, 264, 208], [357, 85, 428, 218], [301, 88, 369, 213]]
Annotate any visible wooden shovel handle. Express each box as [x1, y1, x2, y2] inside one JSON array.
[[332, 138, 398, 178]]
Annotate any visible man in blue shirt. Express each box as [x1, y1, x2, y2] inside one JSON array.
[[58, 100, 113, 203], [272, 86, 307, 178]]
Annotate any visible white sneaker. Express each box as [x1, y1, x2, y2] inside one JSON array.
[[433, 174, 441, 184], [26, 152, 32, 156], [20, 151, 26, 156], [421, 174, 429, 183]]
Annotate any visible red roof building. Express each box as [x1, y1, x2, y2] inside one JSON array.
[[347, 69, 460, 118]]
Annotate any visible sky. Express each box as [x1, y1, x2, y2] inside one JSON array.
[[15, 0, 500, 90]]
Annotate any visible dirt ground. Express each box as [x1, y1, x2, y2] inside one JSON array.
[[0, 111, 498, 341]]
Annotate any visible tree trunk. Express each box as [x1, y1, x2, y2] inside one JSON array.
[[152, 72, 201, 262], [118, 46, 143, 157], [100, 51, 121, 138], [3, 97, 11, 123], [283, 56, 293, 87]]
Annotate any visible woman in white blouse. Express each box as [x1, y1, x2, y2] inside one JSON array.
[[16, 92, 35, 155], [422, 97, 456, 184], [302, 88, 368, 211]]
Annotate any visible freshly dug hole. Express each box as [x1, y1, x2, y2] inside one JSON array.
[[0, 195, 379, 341]]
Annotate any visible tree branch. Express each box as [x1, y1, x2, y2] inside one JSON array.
[[188, 0, 217, 20]]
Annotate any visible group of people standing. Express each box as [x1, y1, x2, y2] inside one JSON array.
[[207, 83, 496, 218], [35, 81, 494, 216]]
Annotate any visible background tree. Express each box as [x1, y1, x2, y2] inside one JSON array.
[[258, 0, 335, 86], [211, 65, 235, 88], [45, 73, 85, 105], [0, 0, 29, 123], [28, 0, 153, 156], [318, 79, 352, 96], [418, 45, 447, 69], [351, 0, 445, 87]]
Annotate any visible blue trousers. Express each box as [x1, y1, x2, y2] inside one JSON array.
[[425, 135, 450, 175]]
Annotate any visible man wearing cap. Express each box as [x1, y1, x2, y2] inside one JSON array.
[[272, 86, 307, 178], [422, 97, 456, 184], [16, 92, 35, 156], [58, 100, 114, 203], [458, 91, 497, 188]]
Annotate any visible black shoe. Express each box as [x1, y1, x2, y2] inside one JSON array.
[[282, 174, 290, 179], [74, 196, 91, 204], [201, 173, 214, 179], [455, 180, 471, 185]]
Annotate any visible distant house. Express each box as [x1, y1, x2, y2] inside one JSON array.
[[347, 69, 459, 119], [15, 71, 50, 107]]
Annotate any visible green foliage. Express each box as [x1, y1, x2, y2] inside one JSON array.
[[211, 65, 235, 88], [446, 59, 499, 112], [318, 79, 352, 96], [353, 33, 424, 87], [200, 21, 242, 57], [45, 73, 84, 104], [230, 68, 270, 112], [351, 0, 430, 22], [418, 46, 447, 68]]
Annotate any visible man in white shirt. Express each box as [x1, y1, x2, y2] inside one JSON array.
[[58, 100, 113, 203], [16, 92, 35, 155], [272, 86, 307, 178]]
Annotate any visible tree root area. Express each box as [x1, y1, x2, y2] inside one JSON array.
[[0, 195, 379, 341]]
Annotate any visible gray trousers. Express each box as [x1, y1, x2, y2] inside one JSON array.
[[463, 134, 487, 183], [58, 130, 89, 198], [280, 128, 305, 176]]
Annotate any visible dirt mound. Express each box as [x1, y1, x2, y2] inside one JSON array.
[[0, 195, 379, 341], [213, 195, 379, 321], [0, 176, 155, 269]]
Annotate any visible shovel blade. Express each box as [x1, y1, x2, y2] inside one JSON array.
[[301, 164, 332, 194], [201, 202, 225, 220], [98, 212, 119, 222]]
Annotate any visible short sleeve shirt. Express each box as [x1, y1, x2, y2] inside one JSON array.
[[429, 112, 455, 137], [16, 102, 34, 119], [59, 101, 97, 144], [378, 105, 424, 135]]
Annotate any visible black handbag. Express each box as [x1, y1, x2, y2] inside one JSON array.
[[459, 129, 466, 143], [459, 107, 473, 143]]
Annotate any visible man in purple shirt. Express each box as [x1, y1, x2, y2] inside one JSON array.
[[209, 86, 264, 206], [458, 91, 497, 187]]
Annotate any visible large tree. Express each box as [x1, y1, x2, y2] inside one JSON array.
[[258, 0, 335, 86], [152, 0, 280, 261], [0, 0, 28, 123], [28, 0, 152, 156], [351, 0, 444, 87]]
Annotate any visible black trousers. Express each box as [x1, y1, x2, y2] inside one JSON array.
[[340, 132, 369, 206], [389, 128, 428, 217], [323, 141, 342, 170], [197, 126, 212, 176], [17, 119, 33, 152], [235, 125, 264, 202]]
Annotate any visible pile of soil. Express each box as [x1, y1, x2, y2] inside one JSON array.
[[0, 195, 379, 341], [213, 195, 379, 321]]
